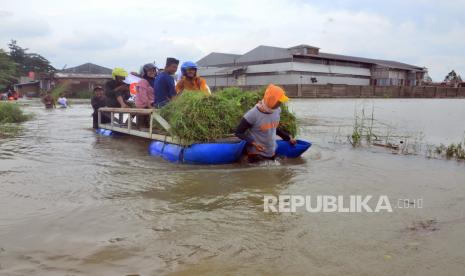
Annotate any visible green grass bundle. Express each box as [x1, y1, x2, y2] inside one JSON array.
[[0, 102, 32, 124], [157, 88, 298, 144]]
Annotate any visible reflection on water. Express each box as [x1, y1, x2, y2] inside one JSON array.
[[0, 99, 465, 275]]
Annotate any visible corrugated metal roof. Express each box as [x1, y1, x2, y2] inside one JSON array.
[[61, 63, 112, 74], [235, 45, 291, 63], [54, 72, 111, 79], [197, 52, 240, 66], [198, 45, 424, 71], [288, 44, 320, 50]]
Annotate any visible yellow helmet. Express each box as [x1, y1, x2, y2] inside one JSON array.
[[112, 67, 128, 79]]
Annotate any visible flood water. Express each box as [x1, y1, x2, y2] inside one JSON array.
[[1, 98, 465, 275]]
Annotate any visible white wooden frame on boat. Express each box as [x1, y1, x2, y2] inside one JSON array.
[[97, 107, 182, 144]]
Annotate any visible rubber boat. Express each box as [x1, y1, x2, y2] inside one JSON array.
[[95, 107, 311, 164], [97, 128, 311, 164]]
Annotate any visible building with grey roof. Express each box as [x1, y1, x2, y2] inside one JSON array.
[[197, 45, 426, 87]]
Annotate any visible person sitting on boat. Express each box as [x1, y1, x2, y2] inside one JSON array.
[[153, 57, 179, 108], [91, 86, 109, 129], [105, 68, 130, 108], [235, 84, 296, 163], [135, 63, 157, 128], [176, 61, 211, 96], [42, 91, 56, 109], [135, 63, 156, 108], [57, 93, 68, 108]]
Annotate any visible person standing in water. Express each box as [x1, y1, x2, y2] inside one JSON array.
[[235, 84, 296, 163], [91, 86, 109, 129], [42, 91, 55, 109], [57, 93, 68, 108]]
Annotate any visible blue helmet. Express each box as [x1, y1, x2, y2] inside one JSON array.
[[181, 61, 198, 75]]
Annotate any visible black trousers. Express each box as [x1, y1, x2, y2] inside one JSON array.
[[93, 112, 110, 129]]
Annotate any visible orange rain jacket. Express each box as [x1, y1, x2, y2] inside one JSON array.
[[176, 76, 210, 96]]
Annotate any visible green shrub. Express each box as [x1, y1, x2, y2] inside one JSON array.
[[49, 84, 68, 100], [0, 102, 32, 124]]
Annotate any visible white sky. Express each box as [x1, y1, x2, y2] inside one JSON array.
[[1, 0, 464, 81]]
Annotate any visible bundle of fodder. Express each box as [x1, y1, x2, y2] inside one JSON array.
[[157, 87, 297, 144]]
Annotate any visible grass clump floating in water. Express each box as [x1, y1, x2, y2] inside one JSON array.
[[157, 87, 298, 144]]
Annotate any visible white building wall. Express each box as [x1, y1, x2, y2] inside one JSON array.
[[205, 73, 369, 86], [243, 62, 371, 76], [200, 61, 371, 86], [291, 62, 371, 76], [244, 74, 369, 86]]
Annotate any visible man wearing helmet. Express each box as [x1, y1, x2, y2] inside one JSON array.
[[105, 67, 130, 108], [176, 61, 211, 96]]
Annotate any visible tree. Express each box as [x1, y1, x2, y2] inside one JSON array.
[[444, 70, 462, 87], [8, 40, 55, 75], [0, 49, 18, 90]]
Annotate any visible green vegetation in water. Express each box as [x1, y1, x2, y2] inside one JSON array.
[[348, 106, 377, 147], [156, 87, 298, 144], [0, 124, 22, 138], [0, 102, 32, 138], [49, 84, 91, 101], [0, 102, 32, 124], [50, 84, 68, 100], [435, 142, 465, 160]]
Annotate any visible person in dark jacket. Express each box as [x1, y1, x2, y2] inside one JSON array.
[[91, 86, 109, 129], [235, 84, 296, 163], [153, 57, 179, 108], [105, 68, 130, 108]]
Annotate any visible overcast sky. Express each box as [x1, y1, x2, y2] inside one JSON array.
[[1, 0, 464, 81]]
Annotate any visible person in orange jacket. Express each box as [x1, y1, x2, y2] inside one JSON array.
[[235, 84, 296, 162], [176, 61, 211, 96]]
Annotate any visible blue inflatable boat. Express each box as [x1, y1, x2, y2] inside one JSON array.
[[148, 140, 247, 164], [97, 129, 311, 164], [148, 139, 311, 164], [275, 139, 312, 158]]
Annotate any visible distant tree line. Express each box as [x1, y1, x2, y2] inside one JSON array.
[[0, 40, 55, 90]]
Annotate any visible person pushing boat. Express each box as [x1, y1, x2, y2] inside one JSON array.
[[57, 93, 68, 108], [42, 91, 55, 109], [91, 86, 109, 129], [235, 84, 296, 163]]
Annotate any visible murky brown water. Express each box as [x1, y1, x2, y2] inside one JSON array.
[[1, 99, 465, 275]]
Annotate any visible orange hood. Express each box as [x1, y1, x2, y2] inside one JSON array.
[[263, 84, 289, 108]]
